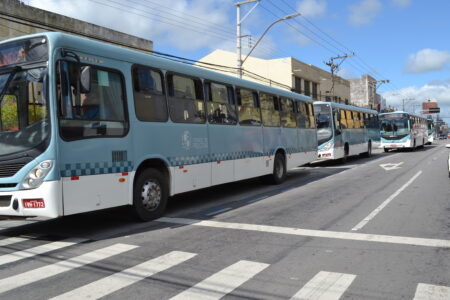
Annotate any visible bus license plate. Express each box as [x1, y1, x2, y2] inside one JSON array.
[[23, 199, 45, 208]]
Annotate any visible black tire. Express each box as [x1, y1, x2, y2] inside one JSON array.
[[132, 169, 168, 221], [265, 153, 286, 184], [384, 148, 389, 153], [341, 144, 349, 163], [362, 141, 372, 157]]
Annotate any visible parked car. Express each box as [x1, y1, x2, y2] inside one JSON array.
[[439, 133, 447, 139]]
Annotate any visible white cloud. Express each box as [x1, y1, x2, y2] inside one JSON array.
[[382, 82, 450, 121], [297, 0, 327, 18], [28, 0, 235, 53], [348, 0, 382, 26], [404, 49, 450, 74], [390, 0, 412, 8]]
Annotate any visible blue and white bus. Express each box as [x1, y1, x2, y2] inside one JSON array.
[[426, 118, 435, 144], [313, 102, 379, 161], [379, 112, 428, 151], [0, 32, 317, 221]]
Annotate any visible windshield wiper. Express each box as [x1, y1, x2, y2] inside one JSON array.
[[0, 66, 21, 104]]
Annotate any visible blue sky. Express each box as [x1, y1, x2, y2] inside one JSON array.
[[27, 0, 450, 121]]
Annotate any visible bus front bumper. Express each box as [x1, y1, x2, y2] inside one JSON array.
[[0, 181, 62, 219]]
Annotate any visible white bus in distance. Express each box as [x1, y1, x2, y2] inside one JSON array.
[[379, 112, 428, 152], [314, 102, 379, 162]]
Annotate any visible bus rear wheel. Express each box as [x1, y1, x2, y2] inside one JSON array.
[[132, 169, 168, 221], [264, 153, 286, 184]]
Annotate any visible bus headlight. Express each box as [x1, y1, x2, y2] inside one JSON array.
[[21, 160, 54, 190]]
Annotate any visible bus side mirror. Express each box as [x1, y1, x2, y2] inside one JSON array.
[[80, 66, 91, 93]]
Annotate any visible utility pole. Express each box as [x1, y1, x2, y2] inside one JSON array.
[[236, 0, 260, 78], [324, 53, 355, 100]]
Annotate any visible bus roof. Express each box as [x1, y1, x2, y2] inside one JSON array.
[[1, 32, 313, 103], [313, 101, 378, 114], [379, 111, 426, 119]]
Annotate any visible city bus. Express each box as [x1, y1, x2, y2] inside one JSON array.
[[313, 102, 379, 161], [426, 118, 435, 144], [0, 32, 317, 221], [379, 112, 428, 151]]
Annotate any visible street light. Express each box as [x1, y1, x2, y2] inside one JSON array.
[[235, 0, 300, 78], [241, 13, 300, 65]]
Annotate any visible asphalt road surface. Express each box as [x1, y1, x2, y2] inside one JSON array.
[[0, 141, 449, 299]]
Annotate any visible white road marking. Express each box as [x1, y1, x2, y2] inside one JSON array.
[[351, 170, 422, 231], [380, 162, 404, 171], [0, 236, 29, 247], [290, 271, 356, 300], [156, 217, 450, 249], [51, 251, 196, 300], [170, 260, 268, 300], [0, 243, 137, 294], [0, 238, 86, 266], [413, 283, 450, 300]]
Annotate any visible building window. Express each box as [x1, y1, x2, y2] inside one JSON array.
[[304, 80, 310, 96], [312, 82, 318, 100], [294, 76, 302, 94]]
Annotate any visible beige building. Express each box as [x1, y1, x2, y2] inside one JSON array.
[[198, 49, 351, 104], [0, 0, 152, 52]]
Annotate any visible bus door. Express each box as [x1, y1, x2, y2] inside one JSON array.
[[333, 108, 343, 148], [57, 59, 131, 215]]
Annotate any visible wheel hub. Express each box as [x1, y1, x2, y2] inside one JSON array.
[[141, 180, 161, 211]]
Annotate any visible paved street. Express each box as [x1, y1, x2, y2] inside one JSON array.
[[0, 141, 449, 299]]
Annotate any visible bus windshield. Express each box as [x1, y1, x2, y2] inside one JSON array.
[[0, 67, 49, 157], [380, 116, 409, 137], [0, 37, 49, 157], [314, 104, 333, 145]]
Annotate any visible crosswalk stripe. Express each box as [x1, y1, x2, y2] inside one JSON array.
[[290, 271, 356, 300], [50, 251, 197, 300], [0, 237, 29, 247], [0, 243, 137, 294], [413, 283, 450, 300], [170, 260, 269, 300], [0, 238, 86, 266]]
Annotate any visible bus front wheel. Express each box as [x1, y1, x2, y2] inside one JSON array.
[[132, 169, 168, 221]]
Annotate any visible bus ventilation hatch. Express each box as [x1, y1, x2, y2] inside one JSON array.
[[112, 151, 127, 163]]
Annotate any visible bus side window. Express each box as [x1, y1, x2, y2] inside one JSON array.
[[237, 88, 261, 126], [167, 74, 205, 124], [132, 66, 167, 122], [333, 109, 341, 131], [205, 81, 237, 125], [297, 102, 308, 128], [340, 110, 347, 129], [346, 110, 354, 129], [308, 103, 315, 129], [280, 97, 296, 128], [260, 92, 280, 127]]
